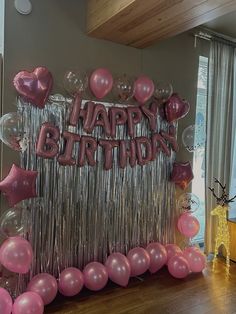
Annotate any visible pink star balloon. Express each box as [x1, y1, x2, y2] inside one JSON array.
[[0, 164, 38, 207], [170, 162, 194, 190]]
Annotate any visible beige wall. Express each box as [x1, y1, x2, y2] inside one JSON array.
[[2, 0, 209, 177]]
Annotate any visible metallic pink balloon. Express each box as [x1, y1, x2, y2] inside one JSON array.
[[27, 273, 58, 305], [89, 68, 113, 99], [12, 292, 44, 314], [170, 161, 194, 190], [105, 253, 131, 287], [146, 242, 167, 273], [165, 93, 190, 122], [183, 247, 206, 272], [165, 244, 182, 263], [177, 213, 200, 238], [58, 267, 84, 297], [0, 287, 12, 314], [0, 236, 33, 274], [83, 262, 108, 291], [127, 247, 150, 276], [134, 75, 154, 104], [13, 67, 53, 109], [168, 255, 190, 279], [0, 164, 38, 207]]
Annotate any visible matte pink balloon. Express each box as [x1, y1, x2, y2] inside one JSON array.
[[168, 255, 190, 279], [146, 242, 167, 273], [89, 68, 113, 99], [183, 247, 206, 272], [0, 287, 12, 314], [83, 262, 108, 291], [27, 273, 58, 305], [165, 244, 182, 263], [165, 93, 190, 122], [0, 236, 33, 274], [127, 247, 150, 276], [58, 267, 84, 297], [0, 164, 38, 207], [105, 253, 131, 287], [134, 75, 154, 104], [177, 213, 200, 238], [13, 67, 53, 109], [12, 292, 44, 314]]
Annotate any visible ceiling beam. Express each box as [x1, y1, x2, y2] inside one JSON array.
[[87, 0, 236, 48]]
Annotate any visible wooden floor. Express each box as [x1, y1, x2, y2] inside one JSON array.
[[46, 259, 236, 314]]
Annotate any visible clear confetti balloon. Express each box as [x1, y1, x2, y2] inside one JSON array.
[[113, 74, 134, 102], [63, 70, 88, 96], [178, 193, 200, 213], [154, 82, 173, 102], [182, 124, 206, 152], [0, 208, 29, 237], [0, 112, 26, 151]]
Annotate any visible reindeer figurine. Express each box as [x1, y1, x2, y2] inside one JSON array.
[[209, 178, 236, 273]]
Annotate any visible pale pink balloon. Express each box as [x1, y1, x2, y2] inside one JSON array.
[[12, 292, 44, 314], [0, 287, 12, 314], [134, 75, 154, 104], [168, 255, 190, 279], [0, 236, 33, 274], [89, 68, 113, 99], [58, 267, 84, 297], [165, 244, 182, 263], [105, 253, 131, 287], [27, 273, 58, 305], [83, 262, 108, 291], [146, 242, 167, 273], [127, 247, 150, 277], [177, 213, 200, 238], [183, 247, 206, 272]]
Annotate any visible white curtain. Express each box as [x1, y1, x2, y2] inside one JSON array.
[[205, 40, 236, 254]]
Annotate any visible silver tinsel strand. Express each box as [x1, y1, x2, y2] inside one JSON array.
[[17, 97, 177, 294]]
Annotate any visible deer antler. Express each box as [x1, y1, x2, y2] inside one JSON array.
[[214, 178, 226, 190], [209, 178, 236, 206], [228, 195, 236, 203]]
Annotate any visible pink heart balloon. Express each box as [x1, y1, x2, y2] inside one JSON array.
[[13, 67, 53, 109], [89, 68, 113, 99], [165, 93, 190, 122], [0, 236, 33, 274], [134, 75, 154, 104]]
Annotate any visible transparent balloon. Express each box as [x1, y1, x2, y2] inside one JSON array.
[[0, 112, 27, 151], [182, 124, 206, 152], [154, 82, 173, 102], [113, 74, 134, 102], [0, 208, 29, 237], [63, 70, 88, 96], [178, 193, 200, 213]]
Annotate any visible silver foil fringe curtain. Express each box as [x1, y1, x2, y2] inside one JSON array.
[[17, 97, 177, 293]]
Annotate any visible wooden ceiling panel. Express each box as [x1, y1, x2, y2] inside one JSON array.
[[87, 0, 236, 48]]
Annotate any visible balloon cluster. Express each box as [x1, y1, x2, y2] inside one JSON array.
[[177, 193, 200, 240], [0, 237, 206, 313], [63, 68, 173, 104]]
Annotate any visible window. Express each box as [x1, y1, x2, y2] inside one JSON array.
[[192, 56, 208, 243]]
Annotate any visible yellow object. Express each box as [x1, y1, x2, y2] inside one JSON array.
[[211, 205, 230, 274]]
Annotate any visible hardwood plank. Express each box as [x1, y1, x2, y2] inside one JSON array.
[[45, 259, 236, 314], [87, 0, 236, 48]]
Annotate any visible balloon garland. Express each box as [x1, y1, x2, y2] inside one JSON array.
[[0, 66, 202, 313]]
